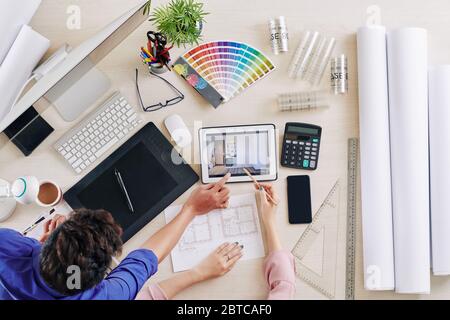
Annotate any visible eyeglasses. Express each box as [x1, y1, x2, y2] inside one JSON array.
[[135, 68, 185, 112]]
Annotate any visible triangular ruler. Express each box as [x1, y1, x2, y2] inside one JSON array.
[[299, 227, 325, 275], [292, 180, 340, 299]]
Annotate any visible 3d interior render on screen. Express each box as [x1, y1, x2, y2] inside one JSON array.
[[1, 0, 450, 302]]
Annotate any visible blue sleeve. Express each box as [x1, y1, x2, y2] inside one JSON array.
[[100, 249, 158, 300], [0, 229, 40, 258]]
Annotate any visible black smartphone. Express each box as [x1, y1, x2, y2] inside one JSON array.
[[3, 106, 54, 156], [287, 175, 312, 224]]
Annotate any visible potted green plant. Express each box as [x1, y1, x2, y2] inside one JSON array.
[[143, 1, 152, 15], [145, 0, 208, 47]]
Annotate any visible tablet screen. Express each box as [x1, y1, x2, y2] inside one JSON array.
[[200, 124, 277, 183], [205, 131, 271, 178]]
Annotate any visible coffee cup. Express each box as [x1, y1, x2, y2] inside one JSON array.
[[36, 180, 62, 207], [12, 177, 62, 207]]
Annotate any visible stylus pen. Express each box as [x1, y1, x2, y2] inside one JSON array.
[[23, 208, 56, 235], [114, 168, 135, 214], [243, 168, 279, 206], [23, 216, 45, 235]]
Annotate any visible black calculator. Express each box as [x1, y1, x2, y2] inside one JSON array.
[[281, 123, 322, 170]]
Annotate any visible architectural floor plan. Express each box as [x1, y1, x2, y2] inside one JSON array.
[[165, 193, 265, 272]]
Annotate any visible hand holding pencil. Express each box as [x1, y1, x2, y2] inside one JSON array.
[[243, 168, 279, 206], [243, 168, 280, 229]]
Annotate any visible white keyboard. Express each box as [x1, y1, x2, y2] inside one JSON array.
[[54, 92, 142, 174]]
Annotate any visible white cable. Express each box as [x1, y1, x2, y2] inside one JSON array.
[[8, 44, 70, 113], [9, 74, 38, 112]]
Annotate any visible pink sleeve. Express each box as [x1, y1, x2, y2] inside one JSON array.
[[135, 284, 169, 300], [264, 250, 296, 300]]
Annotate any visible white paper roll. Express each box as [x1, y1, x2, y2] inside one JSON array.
[[356, 26, 395, 290], [0, 25, 50, 121], [0, 0, 42, 64], [429, 65, 450, 276], [387, 28, 430, 294]]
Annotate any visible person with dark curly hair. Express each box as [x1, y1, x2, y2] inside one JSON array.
[[0, 174, 234, 300]]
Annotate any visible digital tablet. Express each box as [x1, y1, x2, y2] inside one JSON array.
[[199, 124, 278, 183], [64, 123, 199, 242]]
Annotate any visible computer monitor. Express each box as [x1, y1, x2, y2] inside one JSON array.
[[0, 1, 149, 155]]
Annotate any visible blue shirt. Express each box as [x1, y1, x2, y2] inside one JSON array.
[[0, 228, 158, 300]]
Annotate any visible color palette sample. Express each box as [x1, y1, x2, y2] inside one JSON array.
[[173, 41, 276, 108]]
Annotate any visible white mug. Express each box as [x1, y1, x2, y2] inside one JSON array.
[[11, 176, 40, 205], [36, 180, 62, 207], [11, 177, 62, 207]]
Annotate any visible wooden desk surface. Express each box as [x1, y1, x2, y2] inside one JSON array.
[[1, 0, 450, 300]]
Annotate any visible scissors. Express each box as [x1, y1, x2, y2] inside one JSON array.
[[146, 31, 173, 70]]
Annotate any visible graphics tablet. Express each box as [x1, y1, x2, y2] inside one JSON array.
[[64, 122, 199, 242], [199, 124, 277, 183]]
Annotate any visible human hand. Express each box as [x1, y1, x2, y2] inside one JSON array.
[[183, 173, 231, 216], [255, 183, 280, 228], [192, 242, 243, 281], [38, 214, 67, 244]]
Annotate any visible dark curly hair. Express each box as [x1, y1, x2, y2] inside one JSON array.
[[39, 209, 123, 296]]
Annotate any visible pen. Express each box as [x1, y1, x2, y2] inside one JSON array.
[[114, 168, 135, 214], [23, 208, 56, 235], [243, 168, 279, 205]]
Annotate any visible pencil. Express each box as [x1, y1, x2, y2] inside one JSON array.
[[243, 168, 279, 205], [141, 47, 156, 61]]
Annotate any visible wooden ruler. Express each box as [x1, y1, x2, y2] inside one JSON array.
[[345, 138, 359, 300]]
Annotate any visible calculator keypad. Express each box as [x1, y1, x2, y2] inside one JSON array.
[[282, 138, 320, 170]]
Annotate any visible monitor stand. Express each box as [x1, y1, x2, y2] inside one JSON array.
[[44, 58, 111, 122]]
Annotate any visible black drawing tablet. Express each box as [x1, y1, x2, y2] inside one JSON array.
[[64, 122, 199, 242]]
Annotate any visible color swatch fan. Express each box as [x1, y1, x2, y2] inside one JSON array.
[[173, 41, 276, 108]]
